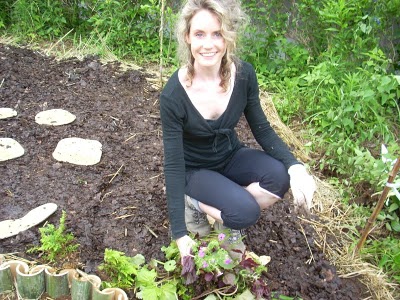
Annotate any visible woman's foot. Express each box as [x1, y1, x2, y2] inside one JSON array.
[[184, 195, 212, 237], [213, 222, 246, 260]]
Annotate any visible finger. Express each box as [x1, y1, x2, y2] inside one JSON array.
[[293, 189, 306, 205], [294, 191, 310, 212], [294, 200, 310, 217], [304, 180, 316, 208]]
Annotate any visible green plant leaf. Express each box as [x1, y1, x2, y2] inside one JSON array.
[[136, 268, 157, 287], [132, 254, 146, 267], [390, 220, 400, 232], [388, 203, 399, 213], [159, 282, 177, 300], [164, 260, 176, 272], [137, 285, 159, 300]]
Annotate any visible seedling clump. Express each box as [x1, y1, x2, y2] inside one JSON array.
[[27, 210, 79, 262]]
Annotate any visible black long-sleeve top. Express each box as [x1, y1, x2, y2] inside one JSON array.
[[160, 61, 299, 239]]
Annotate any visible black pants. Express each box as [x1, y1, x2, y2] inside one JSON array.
[[185, 147, 290, 230]]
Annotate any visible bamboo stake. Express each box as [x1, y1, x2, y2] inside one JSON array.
[[356, 158, 400, 252], [159, 0, 166, 88]]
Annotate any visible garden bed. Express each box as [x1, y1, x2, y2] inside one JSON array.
[[0, 43, 372, 299]]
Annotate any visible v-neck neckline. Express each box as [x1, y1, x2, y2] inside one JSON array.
[[176, 70, 237, 127]]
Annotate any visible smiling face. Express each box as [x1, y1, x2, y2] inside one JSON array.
[[186, 9, 226, 71]]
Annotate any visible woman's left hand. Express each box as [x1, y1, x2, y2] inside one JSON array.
[[288, 164, 316, 213]]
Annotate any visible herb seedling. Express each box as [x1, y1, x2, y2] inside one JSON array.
[[27, 210, 79, 262], [99, 248, 145, 289]]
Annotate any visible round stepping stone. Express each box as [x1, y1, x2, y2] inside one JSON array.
[[52, 137, 102, 166], [35, 109, 76, 126], [0, 138, 25, 161], [0, 108, 17, 119]]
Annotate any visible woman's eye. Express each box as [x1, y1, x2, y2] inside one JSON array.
[[195, 32, 203, 37]]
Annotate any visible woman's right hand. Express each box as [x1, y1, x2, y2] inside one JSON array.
[[176, 235, 196, 261]]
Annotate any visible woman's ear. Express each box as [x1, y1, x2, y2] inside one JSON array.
[[185, 33, 191, 45]]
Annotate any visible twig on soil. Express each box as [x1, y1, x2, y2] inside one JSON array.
[[0, 78, 4, 88], [100, 191, 112, 202], [149, 174, 161, 180], [109, 115, 119, 121], [5, 189, 14, 197], [124, 133, 137, 142], [122, 206, 137, 210], [298, 222, 315, 264], [115, 214, 135, 220], [124, 130, 161, 142], [113, 206, 138, 219], [107, 164, 124, 184], [144, 224, 158, 238]]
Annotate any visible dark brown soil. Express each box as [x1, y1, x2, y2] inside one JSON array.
[[0, 43, 370, 299]]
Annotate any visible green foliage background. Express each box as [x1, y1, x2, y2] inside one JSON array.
[[1, 0, 399, 288]]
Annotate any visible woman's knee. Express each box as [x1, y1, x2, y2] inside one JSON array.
[[259, 164, 290, 198], [221, 197, 260, 230]]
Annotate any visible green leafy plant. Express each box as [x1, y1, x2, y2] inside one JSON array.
[[99, 248, 178, 299], [27, 210, 79, 262], [99, 232, 270, 300], [162, 232, 270, 299], [361, 236, 400, 284], [134, 265, 178, 300], [85, 0, 168, 62], [10, 0, 68, 40], [99, 248, 145, 289]]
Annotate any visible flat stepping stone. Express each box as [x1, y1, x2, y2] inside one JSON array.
[[0, 138, 25, 161], [0, 203, 58, 239], [35, 109, 76, 126], [52, 137, 102, 166], [0, 108, 17, 119]]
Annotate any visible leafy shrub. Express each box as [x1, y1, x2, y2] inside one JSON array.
[[10, 0, 68, 40], [85, 0, 174, 62]]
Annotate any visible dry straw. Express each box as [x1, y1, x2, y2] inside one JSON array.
[[261, 92, 398, 300]]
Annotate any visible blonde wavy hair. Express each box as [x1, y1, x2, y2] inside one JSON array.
[[176, 0, 247, 92]]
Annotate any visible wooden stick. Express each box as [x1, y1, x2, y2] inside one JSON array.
[[159, 0, 166, 87], [355, 158, 400, 252]]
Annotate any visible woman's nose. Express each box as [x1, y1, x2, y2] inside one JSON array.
[[202, 36, 213, 48]]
